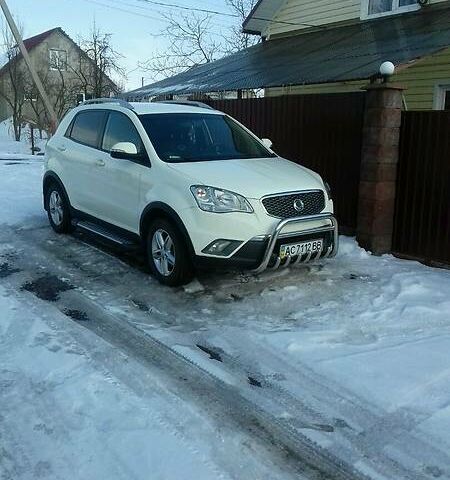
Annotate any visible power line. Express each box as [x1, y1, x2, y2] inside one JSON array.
[[80, 0, 233, 30], [75, 0, 325, 33], [79, 0, 165, 22], [133, 0, 325, 30]]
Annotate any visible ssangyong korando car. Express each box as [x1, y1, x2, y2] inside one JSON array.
[[44, 99, 338, 286]]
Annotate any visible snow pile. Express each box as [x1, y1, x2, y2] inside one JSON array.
[[0, 118, 47, 159], [0, 157, 44, 227]]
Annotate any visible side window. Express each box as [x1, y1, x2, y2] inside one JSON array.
[[445, 90, 450, 110], [69, 111, 106, 148], [102, 112, 145, 154]]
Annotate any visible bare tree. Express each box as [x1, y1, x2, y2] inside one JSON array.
[[140, 1, 258, 82], [141, 12, 221, 80], [24, 62, 80, 136], [224, 0, 259, 54], [79, 25, 124, 98], [0, 20, 26, 140]]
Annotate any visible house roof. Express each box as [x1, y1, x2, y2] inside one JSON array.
[[126, 6, 450, 99], [242, 0, 286, 36], [0, 27, 62, 76], [22, 28, 61, 51]]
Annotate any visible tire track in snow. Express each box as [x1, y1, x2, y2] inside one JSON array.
[[2, 224, 449, 479], [0, 226, 369, 480]]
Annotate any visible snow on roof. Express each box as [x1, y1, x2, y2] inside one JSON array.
[[131, 102, 219, 115], [74, 101, 219, 115]]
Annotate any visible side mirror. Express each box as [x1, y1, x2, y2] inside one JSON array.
[[261, 138, 273, 149], [111, 142, 138, 159]]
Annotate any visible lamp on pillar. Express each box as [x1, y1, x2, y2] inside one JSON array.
[[379, 61, 395, 83], [370, 61, 396, 84]]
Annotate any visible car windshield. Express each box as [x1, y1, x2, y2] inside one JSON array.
[[139, 113, 276, 163]]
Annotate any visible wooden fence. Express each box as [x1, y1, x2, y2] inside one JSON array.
[[393, 111, 450, 266], [207, 93, 365, 233]]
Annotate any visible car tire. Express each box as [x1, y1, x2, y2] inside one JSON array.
[[147, 218, 194, 287], [45, 182, 73, 234]]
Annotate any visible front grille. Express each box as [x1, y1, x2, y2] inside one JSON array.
[[262, 190, 325, 219]]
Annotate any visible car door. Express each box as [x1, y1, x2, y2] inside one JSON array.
[[62, 110, 107, 214], [90, 111, 147, 232]]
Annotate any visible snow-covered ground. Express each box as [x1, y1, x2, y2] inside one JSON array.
[[0, 118, 47, 160], [1, 157, 450, 479]]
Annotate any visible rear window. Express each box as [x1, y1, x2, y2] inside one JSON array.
[[69, 111, 105, 148]]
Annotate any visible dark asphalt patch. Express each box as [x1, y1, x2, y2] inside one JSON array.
[[312, 423, 334, 433], [0, 262, 20, 278], [63, 309, 89, 322], [196, 344, 223, 362], [21, 275, 74, 302], [130, 298, 149, 312], [248, 376, 263, 388]]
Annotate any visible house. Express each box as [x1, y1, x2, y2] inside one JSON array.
[[127, 0, 450, 111], [244, 0, 450, 110], [0, 27, 118, 132]]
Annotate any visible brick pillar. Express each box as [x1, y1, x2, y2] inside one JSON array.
[[356, 83, 405, 254]]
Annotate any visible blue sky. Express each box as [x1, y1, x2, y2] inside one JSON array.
[[6, 0, 237, 90]]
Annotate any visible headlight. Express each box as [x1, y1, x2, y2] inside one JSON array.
[[190, 185, 254, 213]]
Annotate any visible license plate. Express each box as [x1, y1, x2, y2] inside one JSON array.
[[279, 239, 323, 259]]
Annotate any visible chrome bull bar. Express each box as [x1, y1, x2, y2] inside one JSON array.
[[252, 213, 339, 274]]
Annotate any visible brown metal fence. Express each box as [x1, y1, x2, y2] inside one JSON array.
[[207, 93, 365, 233], [393, 111, 450, 266]]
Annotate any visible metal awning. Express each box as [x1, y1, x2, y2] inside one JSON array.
[[126, 7, 450, 99]]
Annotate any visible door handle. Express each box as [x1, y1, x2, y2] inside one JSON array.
[[95, 159, 106, 167], [57, 145, 66, 152]]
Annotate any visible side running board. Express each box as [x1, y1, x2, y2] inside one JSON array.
[[72, 220, 139, 249]]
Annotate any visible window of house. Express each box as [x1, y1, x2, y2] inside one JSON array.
[[102, 112, 145, 154], [69, 111, 106, 148], [24, 91, 37, 102], [49, 49, 67, 71], [76, 93, 94, 105], [362, 0, 419, 19], [434, 84, 450, 110], [445, 91, 450, 111]]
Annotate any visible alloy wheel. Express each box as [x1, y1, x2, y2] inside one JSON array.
[[49, 190, 64, 226], [151, 228, 176, 277]]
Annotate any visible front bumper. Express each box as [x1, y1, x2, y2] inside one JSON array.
[[194, 213, 338, 273], [252, 213, 338, 274]]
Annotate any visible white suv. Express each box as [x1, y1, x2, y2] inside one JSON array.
[[44, 99, 338, 286]]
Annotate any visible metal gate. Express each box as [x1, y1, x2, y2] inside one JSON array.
[[393, 111, 450, 266]]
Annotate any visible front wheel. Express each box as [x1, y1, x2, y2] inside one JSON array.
[[45, 183, 73, 234], [147, 219, 194, 287]]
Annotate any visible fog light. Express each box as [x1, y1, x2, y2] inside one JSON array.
[[202, 239, 242, 256]]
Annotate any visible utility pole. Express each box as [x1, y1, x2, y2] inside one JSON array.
[[0, 0, 58, 130]]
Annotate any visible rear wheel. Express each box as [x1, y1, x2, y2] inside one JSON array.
[[45, 183, 73, 234], [147, 219, 194, 286]]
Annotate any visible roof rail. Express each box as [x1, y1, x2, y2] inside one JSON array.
[[155, 100, 214, 110], [81, 98, 135, 110]]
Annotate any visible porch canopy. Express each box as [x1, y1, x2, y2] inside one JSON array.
[[126, 6, 450, 99]]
